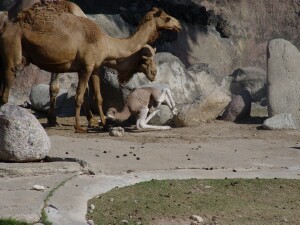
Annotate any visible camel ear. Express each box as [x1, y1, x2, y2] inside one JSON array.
[[152, 8, 162, 17], [154, 47, 157, 53]]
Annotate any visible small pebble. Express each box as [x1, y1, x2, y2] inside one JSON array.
[[32, 185, 45, 191], [136, 157, 140, 160], [190, 215, 204, 223]]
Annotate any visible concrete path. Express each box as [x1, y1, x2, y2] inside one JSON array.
[[0, 123, 299, 224]]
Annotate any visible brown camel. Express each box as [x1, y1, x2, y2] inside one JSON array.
[[0, 1, 181, 132], [48, 44, 157, 127]]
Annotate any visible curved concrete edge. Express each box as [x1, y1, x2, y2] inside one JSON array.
[[46, 167, 300, 225]]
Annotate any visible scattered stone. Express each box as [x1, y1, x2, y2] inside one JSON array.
[[87, 220, 95, 225], [32, 185, 45, 191], [121, 219, 129, 224], [88, 204, 95, 213], [136, 222, 142, 225], [0, 104, 51, 162], [263, 113, 298, 130], [109, 127, 125, 137], [190, 215, 204, 223], [136, 157, 140, 160]]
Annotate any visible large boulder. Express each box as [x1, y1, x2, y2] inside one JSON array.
[[222, 67, 267, 104], [0, 104, 51, 162], [221, 90, 252, 122], [267, 39, 300, 125]]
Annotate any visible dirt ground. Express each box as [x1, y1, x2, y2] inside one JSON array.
[[40, 115, 299, 144]]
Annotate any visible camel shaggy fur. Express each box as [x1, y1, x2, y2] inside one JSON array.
[[107, 85, 178, 130], [0, 1, 181, 132], [48, 44, 157, 127]]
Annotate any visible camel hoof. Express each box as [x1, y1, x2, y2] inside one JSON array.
[[47, 122, 61, 127], [88, 118, 99, 128], [75, 127, 87, 133]]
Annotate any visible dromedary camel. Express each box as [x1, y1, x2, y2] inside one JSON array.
[[0, 1, 181, 132], [107, 85, 178, 130], [48, 44, 157, 127]]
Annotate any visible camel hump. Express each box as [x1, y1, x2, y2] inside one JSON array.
[[16, 1, 73, 28]]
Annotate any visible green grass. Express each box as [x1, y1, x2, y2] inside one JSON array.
[[0, 218, 31, 225], [87, 178, 300, 225]]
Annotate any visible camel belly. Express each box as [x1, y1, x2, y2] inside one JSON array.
[[22, 32, 80, 72]]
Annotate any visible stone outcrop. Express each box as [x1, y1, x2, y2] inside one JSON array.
[[267, 39, 300, 125], [0, 104, 51, 162]]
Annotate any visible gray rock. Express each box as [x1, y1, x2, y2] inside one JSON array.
[[263, 113, 298, 130], [29, 83, 68, 113], [221, 90, 252, 122], [267, 39, 300, 125], [0, 104, 51, 162], [222, 67, 267, 103], [109, 127, 125, 137]]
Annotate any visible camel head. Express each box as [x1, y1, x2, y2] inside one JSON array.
[[146, 7, 182, 33], [106, 108, 118, 121], [138, 45, 157, 82]]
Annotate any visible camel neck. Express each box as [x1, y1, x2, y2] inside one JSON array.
[[115, 105, 131, 122], [104, 21, 156, 60]]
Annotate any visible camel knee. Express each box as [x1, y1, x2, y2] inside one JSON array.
[[50, 84, 60, 97]]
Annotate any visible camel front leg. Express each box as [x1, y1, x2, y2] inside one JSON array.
[[164, 88, 177, 115], [83, 82, 98, 128], [75, 67, 92, 133], [90, 73, 106, 127], [0, 68, 16, 105], [48, 73, 60, 126]]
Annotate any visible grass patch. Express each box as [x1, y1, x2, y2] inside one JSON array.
[[0, 218, 31, 225], [87, 178, 300, 225]]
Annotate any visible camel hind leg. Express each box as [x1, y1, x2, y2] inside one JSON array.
[[48, 73, 61, 126], [90, 73, 106, 127], [0, 24, 23, 105], [137, 107, 171, 130]]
